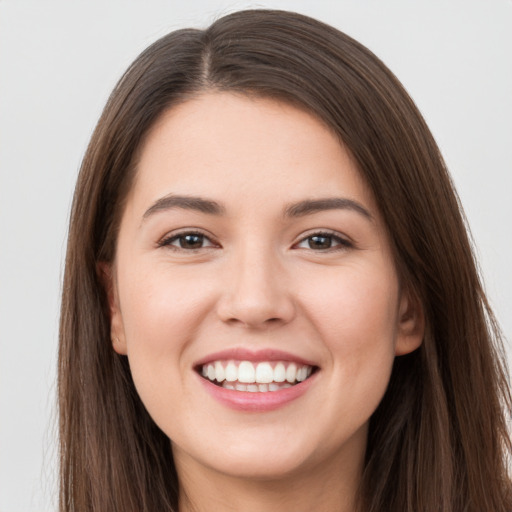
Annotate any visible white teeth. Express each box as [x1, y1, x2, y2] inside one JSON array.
[[223, 381, 292, 392], [214, 361, 225, 382], [286, 363, 297, 383], [202, 360, 315, 390], [225, 361, 237, 382], [273, 362, 286, 382], [222, 380, 297, 392], [255, 362, 274, 383], [238, 361, 256, 383]]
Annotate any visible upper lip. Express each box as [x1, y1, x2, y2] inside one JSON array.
[[194, 348, 318, 368]]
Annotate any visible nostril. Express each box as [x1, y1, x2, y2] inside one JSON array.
[[221, 314, 289, 329], [215, 277, 296, 327]]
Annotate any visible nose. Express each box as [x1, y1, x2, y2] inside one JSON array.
[[216, 246, 296, 329]]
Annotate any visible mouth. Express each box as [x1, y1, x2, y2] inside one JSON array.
[[196, 360, 318, 392]]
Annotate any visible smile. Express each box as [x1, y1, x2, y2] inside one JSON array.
[[200, 360, 315, 392]]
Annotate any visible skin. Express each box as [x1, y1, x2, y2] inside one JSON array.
[[106, 92, 423, 512]]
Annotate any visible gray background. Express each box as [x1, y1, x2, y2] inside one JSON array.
[[1, 1, 511, 510]]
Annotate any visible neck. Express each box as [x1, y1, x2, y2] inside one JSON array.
[[175, 440, 364, 512]]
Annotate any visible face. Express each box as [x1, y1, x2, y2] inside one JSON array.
[[107, 93, 422, 483]]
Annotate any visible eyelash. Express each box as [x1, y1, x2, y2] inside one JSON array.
[[158, 230, 218, 251], [158, 229, 353, 253], [294, 231, 353, 252]]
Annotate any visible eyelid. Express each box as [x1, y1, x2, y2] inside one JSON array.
[[292, 229, 354, 250], [157, 228, 220, 250], [156, 228, 353, 252]]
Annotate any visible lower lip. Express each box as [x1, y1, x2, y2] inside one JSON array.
[[197, 372, 318, 412]]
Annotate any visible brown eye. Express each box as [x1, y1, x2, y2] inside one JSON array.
[[295, 232, 352, 251], [159, 231, 216, 250], [308, 235, 333, 250], [178, 234, 205, 249]]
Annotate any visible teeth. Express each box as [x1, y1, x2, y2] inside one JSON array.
[[286, 363, 297, 383], [274, 362, 286, 382], [255, 362, 274, 383], [214, 361, 225, 382], [201, 360, 314, 390], [224, 381, 293, 392], [297, 366, 308, 382], [225, 362, 237, 382], [238, 361, 256, 383]]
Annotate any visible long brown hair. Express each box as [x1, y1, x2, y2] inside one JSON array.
[[59, 9, 511, 511]]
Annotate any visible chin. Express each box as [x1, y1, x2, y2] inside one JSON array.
[[203, 450, 312, 481], [171, 424, 348, 483]]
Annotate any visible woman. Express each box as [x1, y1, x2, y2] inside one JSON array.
[[58, 9, 511, 512]]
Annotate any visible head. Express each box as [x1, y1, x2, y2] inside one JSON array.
[[59, 9, 511, 512]]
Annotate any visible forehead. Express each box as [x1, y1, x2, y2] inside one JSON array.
[[128, 92, 375, 216]]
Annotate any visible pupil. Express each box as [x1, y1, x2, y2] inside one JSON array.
[[309, 235, 331, 249], [180, 234, 203, 248]]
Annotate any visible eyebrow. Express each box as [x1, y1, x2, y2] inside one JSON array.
[[142, 194, 372, 222], [284, 197, 373, 221], [143, 194, 226, 219]]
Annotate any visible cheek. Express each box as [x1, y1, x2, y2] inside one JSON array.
[[303, 263, 399, 388], [310, 260, 399, 337], [119, 263, 213, 344], [116, 265, 212, 395]]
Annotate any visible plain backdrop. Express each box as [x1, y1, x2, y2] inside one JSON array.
[[0, 1, 511, 510]]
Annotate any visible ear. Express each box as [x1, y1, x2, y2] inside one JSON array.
[[97, 262, 128, 355], [395, 288, 424, 356]]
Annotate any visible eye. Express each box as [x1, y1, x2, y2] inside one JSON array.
[[294, 232, 352, 251], [158, 231, 217, 250]]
